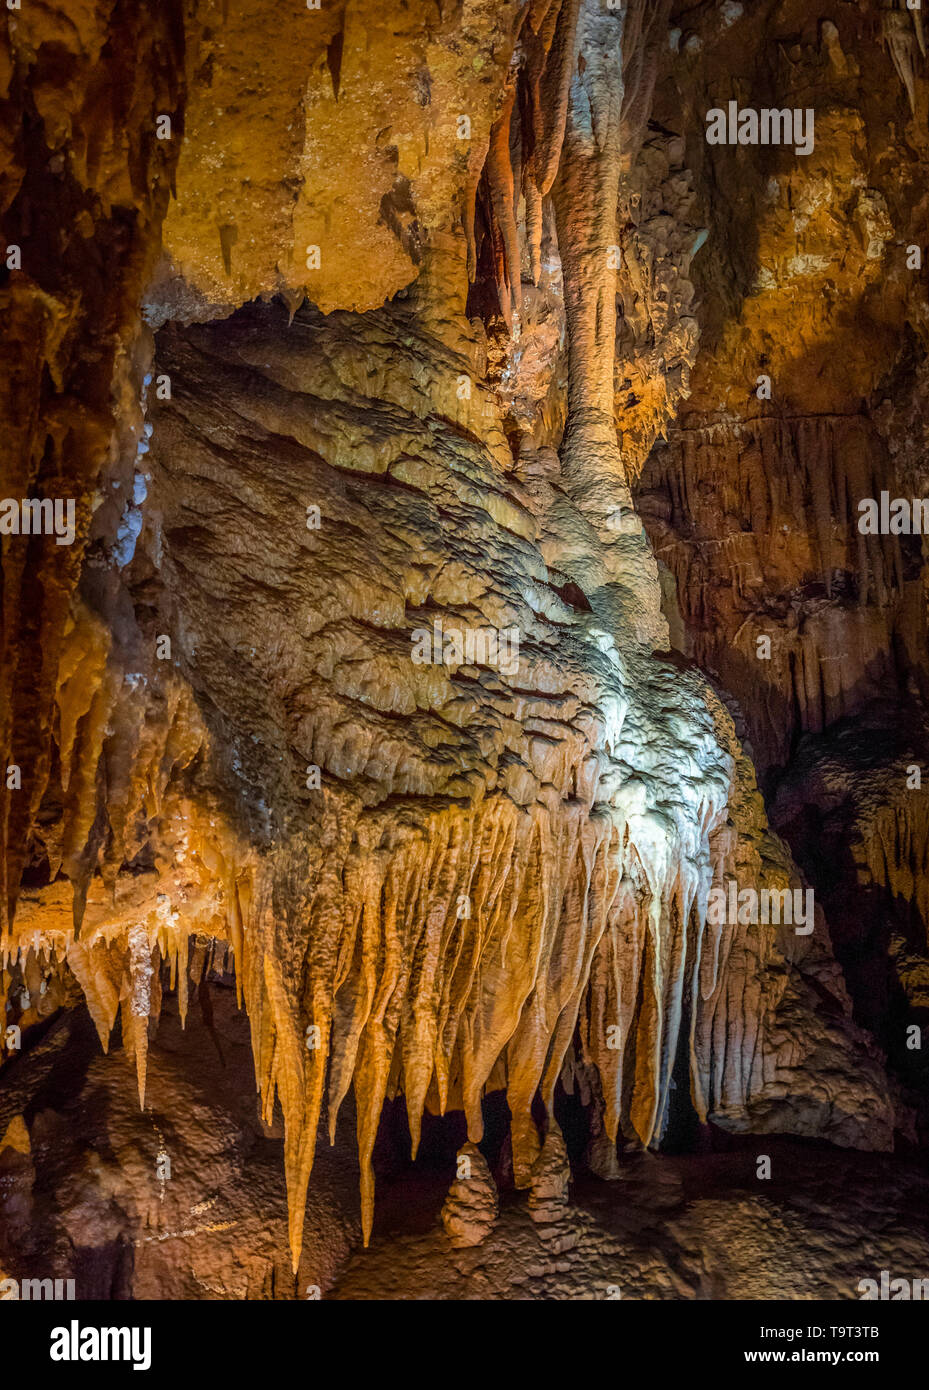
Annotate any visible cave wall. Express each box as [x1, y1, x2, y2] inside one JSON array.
[[634, 0, 929, 1092], [1, 0, 924, 1289], [640, 0, 929, 778]]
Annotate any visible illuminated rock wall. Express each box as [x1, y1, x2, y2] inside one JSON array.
[[0, 0, 922, 1289]]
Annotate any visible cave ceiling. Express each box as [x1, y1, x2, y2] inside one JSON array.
[[1, 0, 929, 1316]]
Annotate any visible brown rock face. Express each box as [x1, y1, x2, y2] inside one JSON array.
[[152, 0, 527, 320], [2, 0, 928, 1302], [634, 0, 929, 1118], [0, 0, 185, 937], [640, 1, 929, 777]]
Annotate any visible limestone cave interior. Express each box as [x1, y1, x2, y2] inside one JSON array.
[[3, 0, 929, 1310]]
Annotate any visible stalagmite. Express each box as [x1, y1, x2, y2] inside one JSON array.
[[441, 1141, 499, 1247]]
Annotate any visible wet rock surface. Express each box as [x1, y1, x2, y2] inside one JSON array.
[[2, 0, 928, 1300]]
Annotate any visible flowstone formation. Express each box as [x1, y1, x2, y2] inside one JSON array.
[[1, 0, 927, 1301], [637, 0, 929, 1134]]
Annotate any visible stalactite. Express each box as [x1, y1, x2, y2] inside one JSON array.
[[883, 7, 920, 114], [465, 0, 579, 313], [484, 75, 522, 329], [1, 0, 911, 1293], [639, 413, 928, 774], [0, 0, 185, 936], [520, 0, 580, 285], [550, 0, 668, 647], [239, 780, 743, 1264], [772, 712, 929, 1049], [618, 0, 674, 158]]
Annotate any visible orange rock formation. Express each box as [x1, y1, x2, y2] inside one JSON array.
[[1, 0, 927, 1297]]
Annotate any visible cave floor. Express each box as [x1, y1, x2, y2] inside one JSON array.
[[334, 1145, 929, 1301], [3, 983, 925, 1301]]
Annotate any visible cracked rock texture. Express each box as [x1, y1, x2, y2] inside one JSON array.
[[440, 1142, 498, 1247], [636, 0, 929, 1111], [1, 0, 927, 1299]]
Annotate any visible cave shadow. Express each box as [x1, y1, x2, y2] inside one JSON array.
[[777, 797, 929, 1118]]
